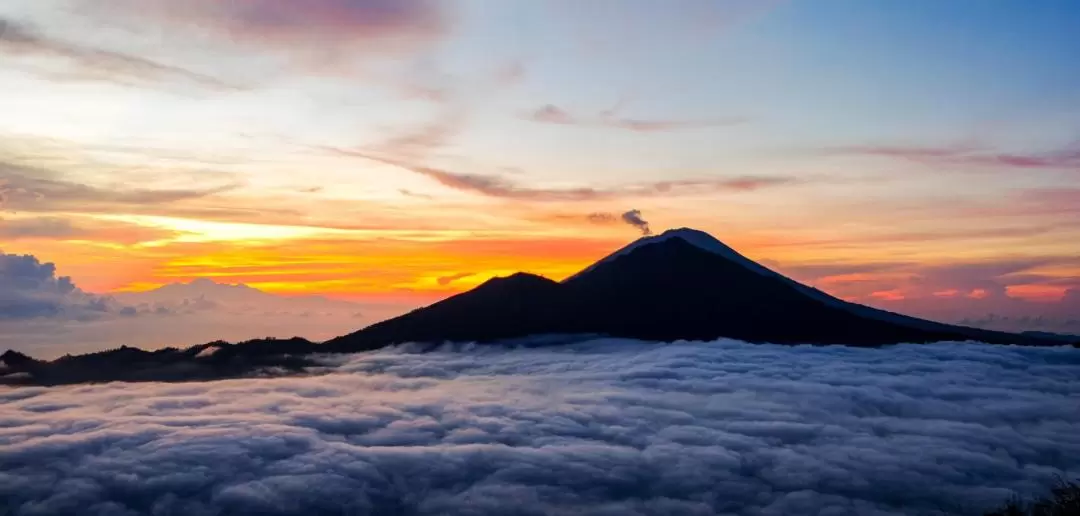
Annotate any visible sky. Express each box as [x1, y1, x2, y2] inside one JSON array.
[[1, 0, 1080, 346]]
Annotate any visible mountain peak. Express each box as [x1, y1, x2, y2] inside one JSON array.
[[476, 272, 558, 291], [186, 278, 254, 290], [1, 349, 35, 366], [566, 227, 770, 282]]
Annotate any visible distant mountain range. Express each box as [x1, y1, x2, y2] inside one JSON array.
[[114, 278, 365, 316], [3, 228, 1075, 386]]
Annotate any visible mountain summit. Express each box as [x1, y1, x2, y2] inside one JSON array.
[[327, 228, 1031, 351]]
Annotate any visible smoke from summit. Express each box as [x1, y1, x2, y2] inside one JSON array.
[[621, 209, 651, 235]]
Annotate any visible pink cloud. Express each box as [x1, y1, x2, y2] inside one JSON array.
[[530, 104, 578, 125], [870, 290, 905, 301], [606, 116, 749, 132], [777, 256, 1080, 333], [102, 0, 447, 67], [828, 141, 1080, 170], [525, 103, 746, 133], [495, 60, 527, 87], [328, 148, 795, 202]]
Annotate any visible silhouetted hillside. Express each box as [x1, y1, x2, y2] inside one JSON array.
[[1, 338, 317, 386], [327, 229, 1050, 351]]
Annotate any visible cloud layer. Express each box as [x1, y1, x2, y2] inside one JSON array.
[[0, 250, 400, 358], [0, 273, 402, 359], [1, 339, 1078, 515]]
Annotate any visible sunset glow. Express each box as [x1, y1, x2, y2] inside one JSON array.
[[1, 0, 1078, 336]]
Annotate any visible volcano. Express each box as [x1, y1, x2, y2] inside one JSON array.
[[3, 228, 1066, 386], [326, 228, 1035, 351]]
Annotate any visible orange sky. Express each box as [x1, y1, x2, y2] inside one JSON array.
[[2, 0, 1079, 334]]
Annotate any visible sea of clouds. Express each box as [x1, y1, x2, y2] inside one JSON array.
[[1, 339, 1079, 516]]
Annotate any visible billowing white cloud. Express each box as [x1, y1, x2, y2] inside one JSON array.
[[0, 251, 120, 321], [0, 252, 408, 358], [1, 339, 1078, 515]]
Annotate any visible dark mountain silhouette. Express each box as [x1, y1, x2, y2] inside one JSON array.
[[3, 228, 1074, 386], [326, 228, 1038, 351], [0, 338, 318, 386], [324, 273, 566, 352]]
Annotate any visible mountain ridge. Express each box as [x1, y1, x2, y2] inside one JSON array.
[[326, 228, 1050, 350], [3, 228, 1075, 386]]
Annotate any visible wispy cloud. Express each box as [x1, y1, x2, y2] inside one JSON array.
[[1015, 188, 1080, 216], [526, 103, 747, 132], [0, 161, 242, 215], [772, 254, 1080, 329], [530, 104, 578, 125], [826, 141, 1080, 170], [373, 110, 466, 159], [495, 59, 526, 87], [435, 272, 474, 286], [0, 216, 178, 244], [0, 17, 237, 90], [98, 0, 447, 70], [329, 149, 794, 201], [585, 212, 619, 224]]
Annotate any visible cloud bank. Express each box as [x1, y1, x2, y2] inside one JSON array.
[[0, 251, 401, 358], [1, 339, 1078, 515], [0, 252, 120, 321]]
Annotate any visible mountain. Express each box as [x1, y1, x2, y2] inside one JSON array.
[[0, 338, 318, 386], [114, 279, 364, 316], [326, 228, 1046, 351], [4, 228, 1070, 386]]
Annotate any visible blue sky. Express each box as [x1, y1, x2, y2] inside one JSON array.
[[1, 0, 1079, 341]]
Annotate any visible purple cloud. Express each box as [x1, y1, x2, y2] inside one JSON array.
[[106, 0, 447, 67], [826, 141, 1080, 170], [585, 212, 619, 224], [330, 149, 795, 201], [530, 104, 578, 125], [525, 103, 746, 133]]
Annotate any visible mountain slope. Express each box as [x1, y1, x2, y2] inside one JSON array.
[[328, 228, 1041, 350], [325, 273, 568, 352]]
